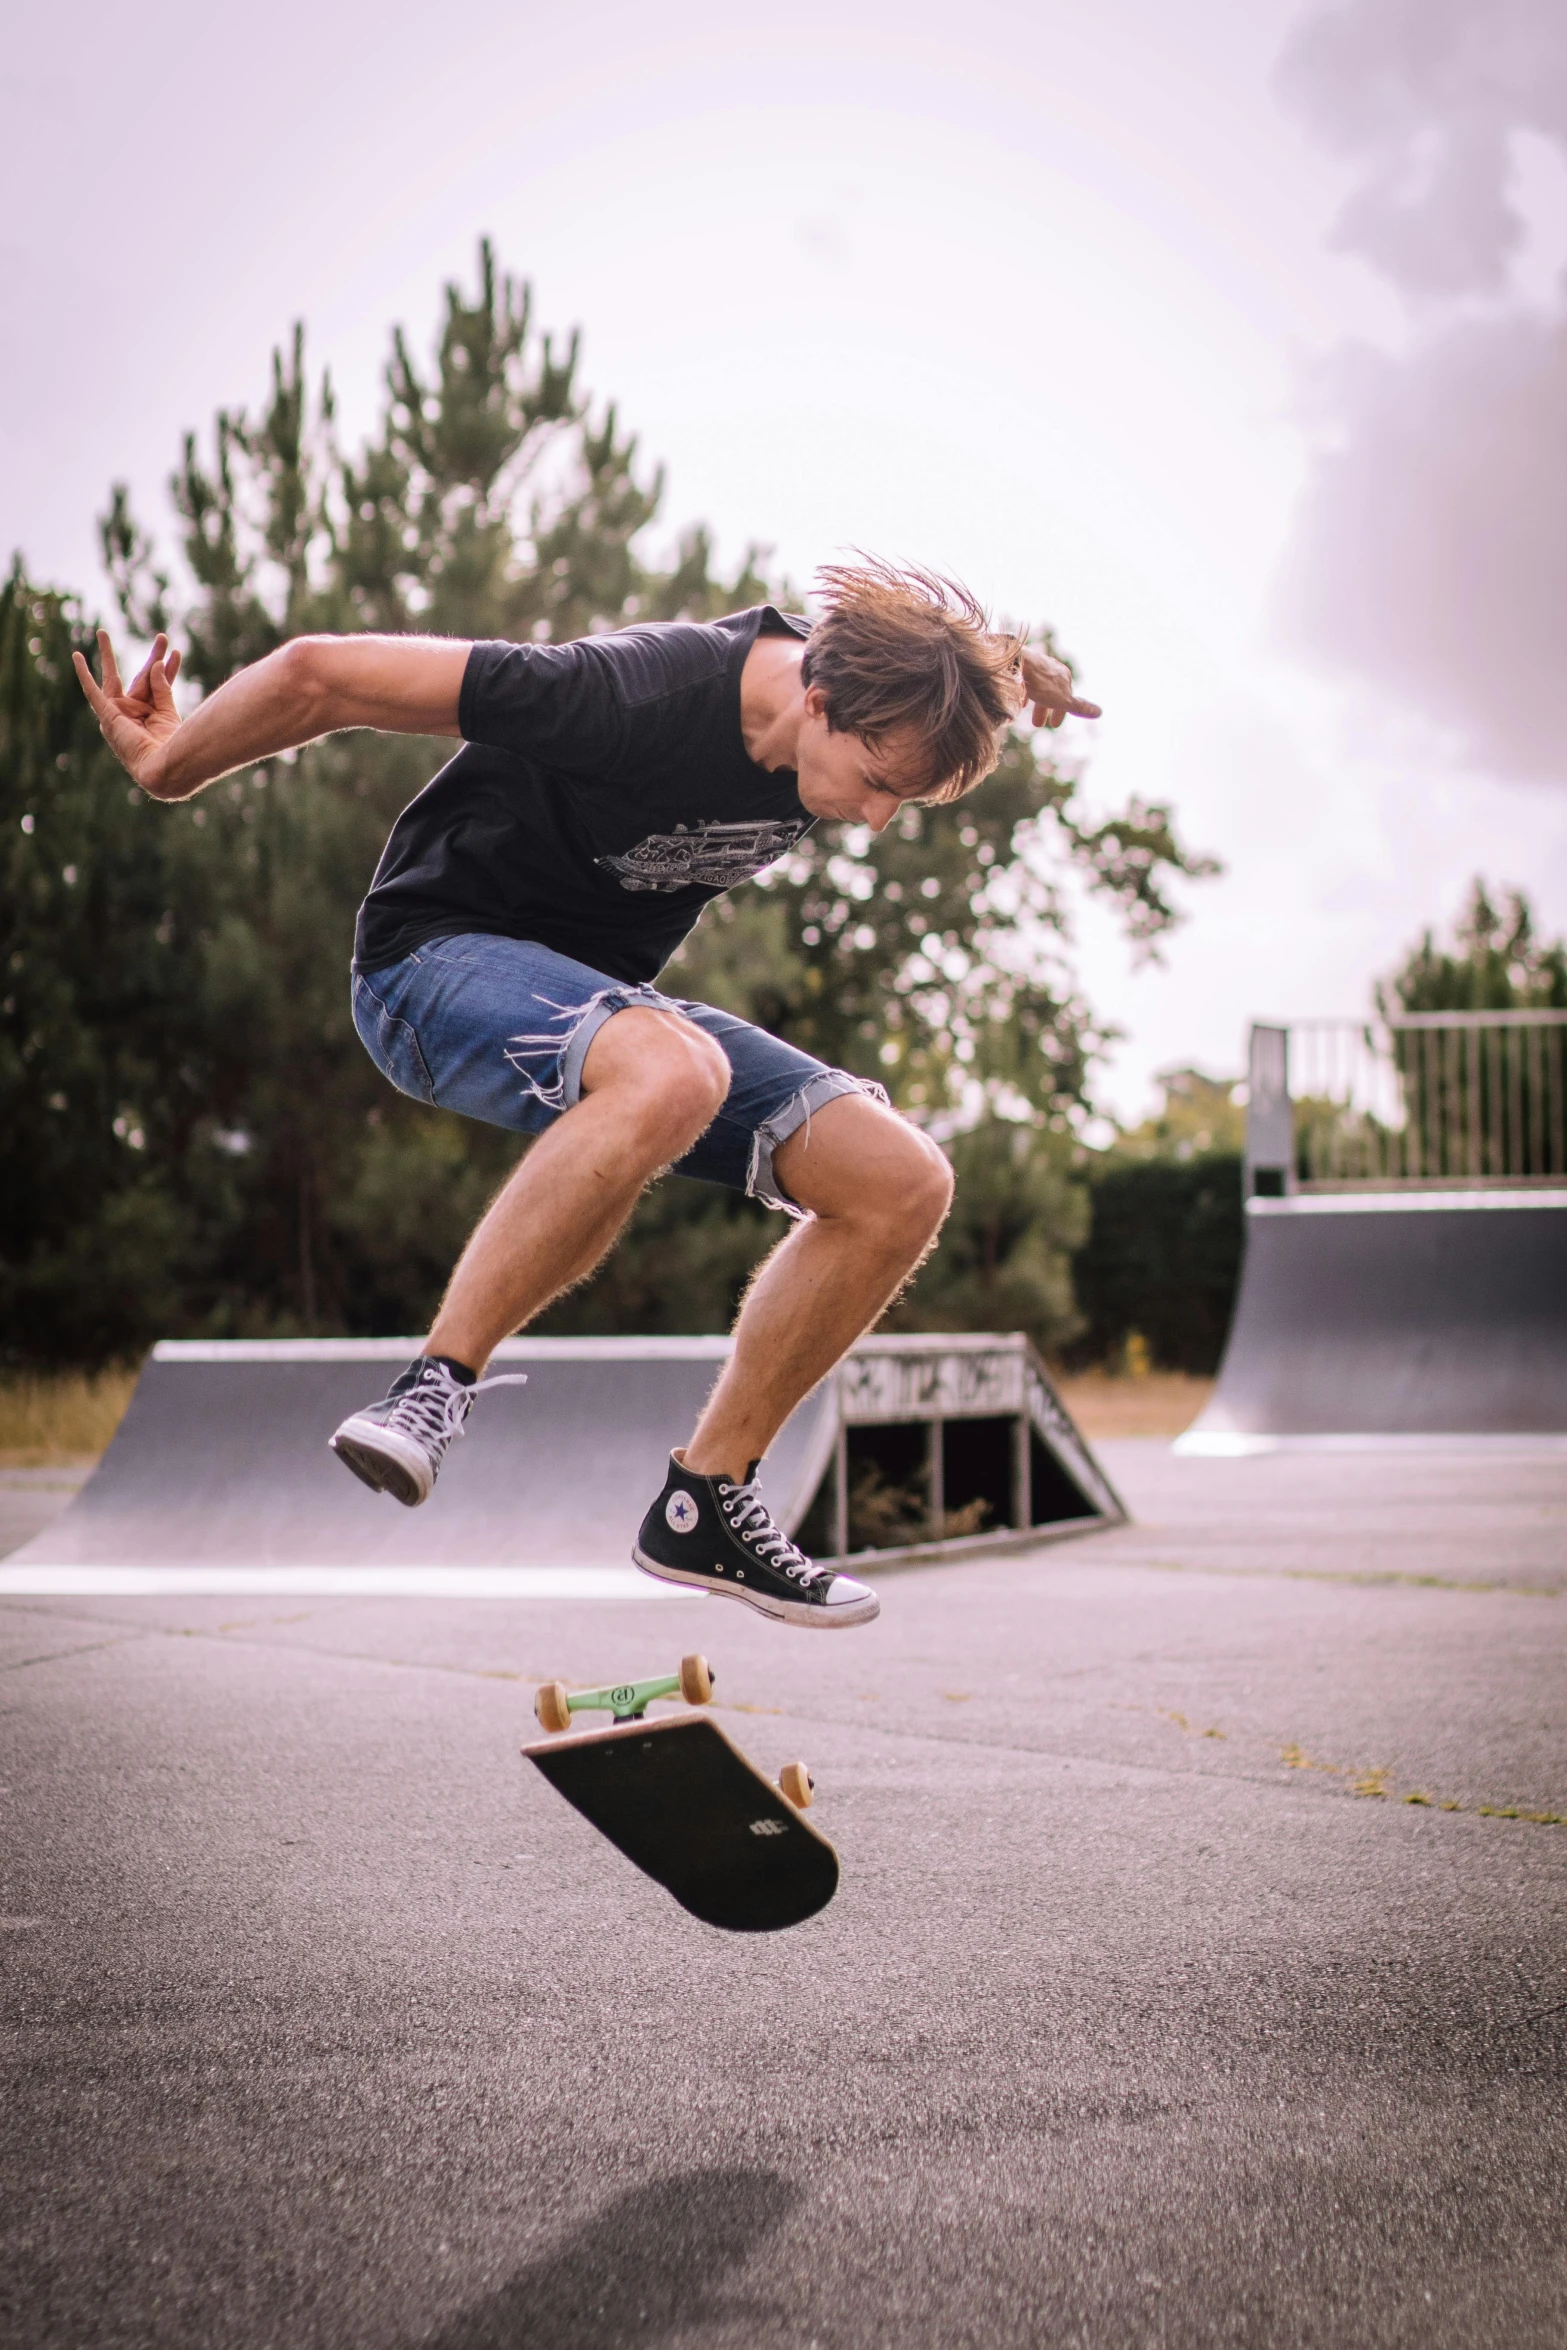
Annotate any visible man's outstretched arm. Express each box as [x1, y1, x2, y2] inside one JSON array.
[[74, 631, 471, 802]]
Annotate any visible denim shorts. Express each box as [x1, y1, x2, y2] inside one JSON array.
[[351, 932, 886, 1215]]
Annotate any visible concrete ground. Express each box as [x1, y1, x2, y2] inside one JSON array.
[[2, 1440, 1564, 2349]]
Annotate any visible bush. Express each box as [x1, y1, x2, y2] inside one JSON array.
[[1068, 1153, 1243, 1374]]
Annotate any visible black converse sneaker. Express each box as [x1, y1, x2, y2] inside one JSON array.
[[633, 1453, 879, 1628], [329, 1356, 528, 1508]]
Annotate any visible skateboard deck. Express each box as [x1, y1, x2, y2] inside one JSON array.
[[522, 1711, 839, 1933]]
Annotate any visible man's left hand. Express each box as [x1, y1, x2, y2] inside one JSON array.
[[1019, 647, 1101, 730]]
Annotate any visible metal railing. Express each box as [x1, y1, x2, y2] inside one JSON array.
[[1245, 1013, 1567, 1193]]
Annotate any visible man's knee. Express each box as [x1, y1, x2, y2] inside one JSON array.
[[839, 1122, 952, 1260], [891, 1125, 955, 1240], [646, 1017, 730, 1131], [581, 1005, 729, 1147], [779, 1094, 953, 1243]]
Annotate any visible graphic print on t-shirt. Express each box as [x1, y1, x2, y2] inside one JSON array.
[[597, 816, 810, 895]]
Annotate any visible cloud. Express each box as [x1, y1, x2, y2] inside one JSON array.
[[1280, 312, 1567, 779], [1276, 0, 1567, 297], [1275, 0, 1567, 782]]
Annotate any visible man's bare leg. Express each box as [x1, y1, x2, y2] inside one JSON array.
[[682, 1094, 954, 1481], [424, 1007, 731, 1373], [330, 1005, 730, 1508]]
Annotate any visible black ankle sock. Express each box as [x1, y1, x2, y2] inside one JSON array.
[[430, 1354, 477, 1386]]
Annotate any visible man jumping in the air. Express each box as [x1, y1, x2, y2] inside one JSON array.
[[78, 561, 1098, 1629]]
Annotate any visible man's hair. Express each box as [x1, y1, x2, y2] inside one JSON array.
[[801, 556, 1025, 803]]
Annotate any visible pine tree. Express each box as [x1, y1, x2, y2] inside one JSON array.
[[9, 240, 1211, 1361], [1, 566, 191, 1359], [1376, 881, 1567, 1187], [1381, 879, 1567, 1016]]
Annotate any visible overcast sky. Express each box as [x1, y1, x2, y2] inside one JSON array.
[[5, 0, 1565, 1117]]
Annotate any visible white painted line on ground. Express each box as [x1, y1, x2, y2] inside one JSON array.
[[0, 1565, 694, 1598], [1173, 1431, 1567, 1457]]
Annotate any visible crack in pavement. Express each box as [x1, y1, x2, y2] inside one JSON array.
[[6, 1605, 1563, 1828]]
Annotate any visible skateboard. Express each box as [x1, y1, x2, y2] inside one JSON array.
[[521, 1654, 838, 1933]]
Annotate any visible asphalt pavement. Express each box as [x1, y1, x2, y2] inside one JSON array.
[[2, 1440, 1564, 2348]]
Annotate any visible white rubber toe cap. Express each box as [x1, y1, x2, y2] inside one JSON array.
[[822, 1573, 879, 1623]]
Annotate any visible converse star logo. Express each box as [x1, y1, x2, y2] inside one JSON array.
[[665, 1490, 700, 1535]]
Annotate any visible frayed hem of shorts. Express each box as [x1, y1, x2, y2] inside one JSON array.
[[503, 984, 672, 1112], [746, 1071, 891, 1217]]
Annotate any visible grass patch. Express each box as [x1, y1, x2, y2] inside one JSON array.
[[0, 1368, 139, 1466], [1278, 1741, 1562, 1825], [1055, 1372, 1214, 1439]]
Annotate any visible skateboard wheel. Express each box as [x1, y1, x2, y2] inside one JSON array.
[[778, 1760, 813, 1810], [534, 1681, 573, 1734], [679, 1653, 714, 1706]]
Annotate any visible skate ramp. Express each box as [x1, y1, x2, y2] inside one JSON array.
[[6, 1333, 1120, 1581], [1181, 1190, 1567, 1452], [7, 1339, 819, 1573]]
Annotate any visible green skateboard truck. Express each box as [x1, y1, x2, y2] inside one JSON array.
[[532, 1651, 716, 1730], [523, 1654, 836, 1932]]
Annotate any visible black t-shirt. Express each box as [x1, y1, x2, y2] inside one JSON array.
[[352, 605, 814, 983]]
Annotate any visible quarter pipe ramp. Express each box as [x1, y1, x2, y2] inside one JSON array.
[[1182, 1190, 1567, 1451]]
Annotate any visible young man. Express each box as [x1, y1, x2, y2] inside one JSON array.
[[77, 561, 1098, 1628]]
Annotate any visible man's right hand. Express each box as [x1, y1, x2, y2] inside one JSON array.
[[74, 629, 468, 801], [74, 630, 184, 795]]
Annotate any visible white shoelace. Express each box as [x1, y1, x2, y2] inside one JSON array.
[[718, 1479, 828, 1586], [387, 1366, 529, 1448]]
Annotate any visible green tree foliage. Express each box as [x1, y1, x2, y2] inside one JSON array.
[[1379, 879, 1567, 1015], [0, 562, 510, 1359], [1052, 1063, 1244, 1373], [1368, 880, 1567, 1185], [1107, 1067, 1245, 1162], [4, 242, 1211, 1366], [1, 566, 188, 1359]]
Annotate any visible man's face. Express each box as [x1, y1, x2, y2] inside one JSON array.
[[793, 687, 941, 831]]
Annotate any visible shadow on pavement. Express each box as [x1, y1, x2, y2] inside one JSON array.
[[420, 2166, 804, 2348]]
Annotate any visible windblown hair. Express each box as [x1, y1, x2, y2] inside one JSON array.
[[801, 556, 1025, 803]]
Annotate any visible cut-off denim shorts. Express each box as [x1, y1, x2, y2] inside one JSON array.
[[351, 932, 887, 1216]]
